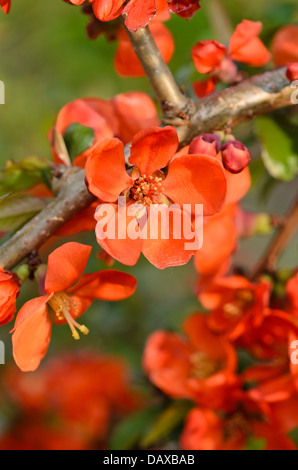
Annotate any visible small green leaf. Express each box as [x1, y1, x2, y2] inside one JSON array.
[[0, 193, 47, 231], [63, 123, 94, 161], [256, 116, 298, 181], [0, 157, 51, 196], [140, 401, 192, 448]]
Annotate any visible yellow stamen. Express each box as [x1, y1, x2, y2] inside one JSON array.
[[48, 292, 89, 340]]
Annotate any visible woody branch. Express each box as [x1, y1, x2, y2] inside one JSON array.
[[0, 26, 295, 271]]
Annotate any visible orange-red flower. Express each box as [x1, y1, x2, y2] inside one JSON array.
[[143, 313, 238, 408], [0, 267, 19, 326], [50, 92, 159, 167], [180, 403, 295, 450], [69, 0, 169, 31], [0, 0, 10, 14], [272, 25, 298, 66], [85, 126, 227, 268], [11, 242, 137, 372], [1, 351, 140, 449], [192, 20, 271, 97], [198, 276, 272, 340]]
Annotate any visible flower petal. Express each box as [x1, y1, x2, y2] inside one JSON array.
[[12, 297, 52, 372], [111, 92, 159, 143], [192, 40, 227, 74], [85, 138, 132, 202], [141, 205, 197, 269], [163, 154, 227, 215], [129, 126, 179, 176], [45, 242, 92, 293], [194, 204, 237, 275], [95, 203, 143, 266], [124, 0, 157, 32], [92, 0, 124, 22], [69, 270, 137, 301], [229, 20, 271, 66]]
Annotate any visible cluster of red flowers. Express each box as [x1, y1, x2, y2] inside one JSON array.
[[144, 272, 298, 450], [0, 351, 140, 449], [68, 0, 200, 29]]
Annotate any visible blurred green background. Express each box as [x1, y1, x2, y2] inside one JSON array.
[[0, 0, 297, 375]]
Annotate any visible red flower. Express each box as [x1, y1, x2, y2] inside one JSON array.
[[143, 313, 237, 408], [198, 276, 272, 340], [0, 0, 10, 14], [0, 267, 19, 326], [192, 20, 270, 96], [85, 126, 227, 268], [181, 404, 295, 450], [272, 25, 298, 66], [1, 351, 140, 449], [50, 92, 159, 167], [168, 0, 201, 19], [69, 0, 168, 31], [11, 242, 137, 372]]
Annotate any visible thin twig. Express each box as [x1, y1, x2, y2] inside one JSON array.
[[250, 197, 298, 280], [123, 21, 194, 124], [0, 167, 95, 271]]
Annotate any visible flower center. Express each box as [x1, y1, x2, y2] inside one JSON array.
[[190, 351, 221, 379], [130, 174, 165, 206], [48, 292, 89, 340], [223, 289, 255, 319]]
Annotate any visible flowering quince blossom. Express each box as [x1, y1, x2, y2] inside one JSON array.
[[198, 276, 273, 340], [0, 352, 140, 450], [68, 0, 169, 32], [85, 126, 227, 268], [192, 20, 271, 97], [180, 397, 295, 450], [143, 313, 238, 409], [0, 0, 10, 14], [11, 242, 137, 372], [0, 267, 19, 326], [50, 92, 159, 167]]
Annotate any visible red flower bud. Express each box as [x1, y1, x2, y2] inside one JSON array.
[[168, 0, 201, 19], [189, 134, 221, 157], [286, 62, 298, 82], [221, 140, 251, 174]]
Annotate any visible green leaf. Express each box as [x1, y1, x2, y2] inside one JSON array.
[[63, 123, 94, 161], [245, 437, 266, 451], [256, 116, 298, 181], [109, 407, 160, 451], [140, 401, 192, 448], [0, 157, 51, 196], [0, 193, 47, 231]]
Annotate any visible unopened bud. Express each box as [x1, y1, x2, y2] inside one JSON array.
[[286, 62, 298, 81], [189, 134, 221, 157], [221, 140, 251, 174]]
